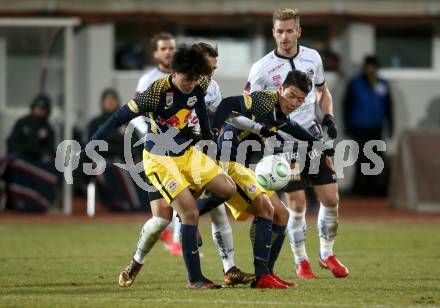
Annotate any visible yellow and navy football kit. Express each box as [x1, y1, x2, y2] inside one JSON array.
[[213, 90, 319, 220], [91, 75, 223, 204]]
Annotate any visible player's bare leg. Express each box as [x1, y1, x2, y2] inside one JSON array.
[[315, 183, 349, 278], [286, 189, 317, 279], [119, 198, 173, 287]]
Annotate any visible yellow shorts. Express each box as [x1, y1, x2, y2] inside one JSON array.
[[143, 147, 224, 204], [219, 161, 273, 221]]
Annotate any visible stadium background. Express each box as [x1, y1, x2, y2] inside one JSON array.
[[0, 1, 439, 307]]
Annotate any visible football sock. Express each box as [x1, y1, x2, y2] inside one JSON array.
[[181, 224, 202, 282], [172, 212, 181, 244], [196, 192, 228, 216], [317, 203, 338, 260], [250, 216, 272, 278], [268, 223, 286, 274], [210, 204, 235, 272], [287, 208, 309, 264], [134, 216, 170, 264]]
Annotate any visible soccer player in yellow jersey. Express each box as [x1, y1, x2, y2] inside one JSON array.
[[202, 70, 324, 288], [90, 44, 235, 289]]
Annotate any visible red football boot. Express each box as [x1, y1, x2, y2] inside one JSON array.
[[271, 273, 297, 287], [169, 241, 183, 256], [296, 260, 317, 279], [252, 274, 289, 289], [159, 228, 172, 244], [319, 255, 349, 278]]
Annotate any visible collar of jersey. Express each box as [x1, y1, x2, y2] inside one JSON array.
[[273, 45, 300, 60]]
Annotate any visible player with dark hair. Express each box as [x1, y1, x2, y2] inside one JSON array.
[[89, 44, 236, 289], [119, 42, 255, 288], [245, 8, 348, 279], [199, 69, 326, 288]]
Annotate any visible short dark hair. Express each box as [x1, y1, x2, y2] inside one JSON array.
[[282, 70, 312, 94], [171, 44, 212, 80], [196, 42, 218, 58], [364, 55, 379, 67], [150, 32, 175, 51]]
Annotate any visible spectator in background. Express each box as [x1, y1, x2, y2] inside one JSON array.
[[85, 88, 146, 212], [7, 94, 55, 161], [88, 88, 124, 160], [2, 94, 58, 212], [343, 55, 394, 195]]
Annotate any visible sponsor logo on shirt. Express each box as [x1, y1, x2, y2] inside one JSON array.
[[272, 74, 282, 87], [187, 96, 197, 107], [247, 183, 257, 193], [167, 180, 177, 192], [268, 63, 285, 74], [299, 57, 314, 64]]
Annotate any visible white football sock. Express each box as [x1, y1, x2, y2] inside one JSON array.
[[287, 208, 309, 265], [133, 216, 170, 264], [210, 204, 235, 273], [172, 211, 181, 244], [317, 203, 339, 260]]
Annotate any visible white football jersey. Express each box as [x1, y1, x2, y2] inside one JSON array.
[[246, 46, 325, 129], [135, 67, 168, 95]]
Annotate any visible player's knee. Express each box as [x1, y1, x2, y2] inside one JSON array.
[[321, 193, 339, 207], [273, 204, 289, 226], [288, 193, 306, 211], [253, 194, 274, 219], [144, 216, 170, 236], [180, 208, 199, 225]]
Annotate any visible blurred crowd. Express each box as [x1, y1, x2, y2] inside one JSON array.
[[0, 47, 395, 213]]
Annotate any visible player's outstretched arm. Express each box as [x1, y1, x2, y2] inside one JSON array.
[[277, 121, 318, 143], [90, 101, 141, 141], [210, 96, 243, 130]]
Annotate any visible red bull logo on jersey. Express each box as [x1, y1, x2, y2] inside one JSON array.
[[158, 109, 192, 129]]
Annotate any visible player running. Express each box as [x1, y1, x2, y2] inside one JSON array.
[[120, 41, 255, 288], [89, 44, 236, 289]]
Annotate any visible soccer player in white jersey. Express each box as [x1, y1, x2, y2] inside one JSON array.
[[245, 8, 349, 279], [119, 41, 255, 288]]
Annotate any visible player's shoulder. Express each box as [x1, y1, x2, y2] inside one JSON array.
[[299, 45, 322, 62], [148, 75, 171, 93], [197, 76, 210, 93], [251, 50, 276, 70], [248, 90, 278, 115]]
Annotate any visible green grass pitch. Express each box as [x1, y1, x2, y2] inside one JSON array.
[[1, 220, 439, 307]]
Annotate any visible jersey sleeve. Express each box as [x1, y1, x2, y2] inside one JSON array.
[[206, 80, 223, 114], [248, 91, 277, 116], [133, 76, 169, 114], [198, 76, 210, 94], [246, 61, 266, 93], [314, 50, 325, 86]]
